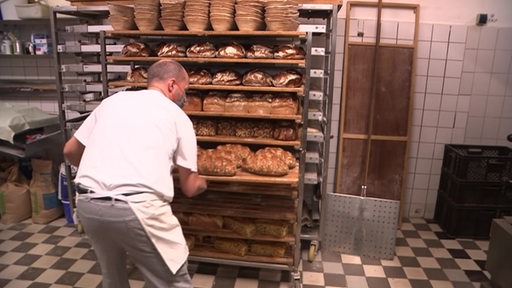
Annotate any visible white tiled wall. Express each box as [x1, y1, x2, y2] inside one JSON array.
[[328, 17, 512, 219]]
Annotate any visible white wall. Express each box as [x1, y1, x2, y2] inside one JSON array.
[[328, 0, 512, 219], [337, 0, 512, 26]]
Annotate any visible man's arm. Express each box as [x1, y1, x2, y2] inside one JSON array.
[[177, 165, 207, 197], [63, 136, 85, 166]]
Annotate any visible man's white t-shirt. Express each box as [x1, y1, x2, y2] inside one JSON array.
[[73, 89, 198, 200]]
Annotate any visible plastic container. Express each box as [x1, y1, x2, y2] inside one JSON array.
[[435, 193, 512, 239], [0, 0, 27, 20], [58, 163, 76, 201], [439, 168, 512, 205], [15, 2, 49, 19], [61, 200, 74, 224], [442, 144, 512, 181]]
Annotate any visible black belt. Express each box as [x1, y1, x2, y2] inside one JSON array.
[[75, 184, 144, 200]]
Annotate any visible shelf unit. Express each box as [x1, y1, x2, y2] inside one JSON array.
[[102, 28, 312, 284], [297, 3, 341, 261]]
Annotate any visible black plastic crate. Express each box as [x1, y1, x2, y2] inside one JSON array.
[[439, 169, 512, 205], [434, 192, 512, 239], [442, 144, 512, 181]]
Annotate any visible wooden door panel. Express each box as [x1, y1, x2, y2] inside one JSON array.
[[343, 45, 375, 135], [373, 47, 414, 137], [366, 140, 407, 200], [338, 138, 368, 195]]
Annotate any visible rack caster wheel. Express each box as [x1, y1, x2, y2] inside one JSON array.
[[76, 222, 84, 233], [308, 240, 318, 262]]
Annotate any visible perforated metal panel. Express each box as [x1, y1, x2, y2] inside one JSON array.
[[323, 193, 399, 259]]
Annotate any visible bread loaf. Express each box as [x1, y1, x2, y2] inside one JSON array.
[[174, 212, 189, 225], [182, 92, 202, 111], [214, 238, 248, 256], [247, 93, 273, 114], [216, 144, 253, 163], [271, 70, 303, 88], [188, 69, 212, 85], [202, 92, 226, 112], [223, 217, 256, 237], [250, 242, 287, 257], [126, 67, 148, 82], [216, 42, 246, 58], [185, 235, 195, 249], [242, 69, 273, 87], [271, 94, 298, 115], [273, 44, 306, 60], [192, 119, 217, 136], [246, 44, 274, 59], [212, 70, 242, 86], [198, 148, 237, 176], [255, 147, 296, 169], [273, 122, 298, 141], [121, 42, 152, 57], [255, 220, 289, 238], [225, 93, 248, 113], [234, 121, 255, 138], [188, 213, 224, 229], [217, 120, 237, 136], [252, 121, 274, 138], [242, 152, 289, 176], [186, 42, 216, 58], [156, 42, 186, 57]]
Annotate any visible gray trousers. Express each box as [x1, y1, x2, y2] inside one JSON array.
[[76, 197, 192, 288]]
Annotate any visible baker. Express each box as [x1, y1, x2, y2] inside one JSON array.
[[63, 59, 207, 288]]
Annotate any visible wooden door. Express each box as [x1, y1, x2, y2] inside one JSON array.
[[335, 2, 419, 203]]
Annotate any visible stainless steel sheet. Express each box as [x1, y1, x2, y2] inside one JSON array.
[[323, 192, 399, 259]]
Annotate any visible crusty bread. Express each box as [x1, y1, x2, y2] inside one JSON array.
[[202, 92, 226, 112], [186, 42, 216, 58], [126, 67, 148, 82], [156, 42, 186, 57], [121, 42, 151, 57], [182, 92, 202, 111], [216, 42, 246, 58], [246, 44, 274, 59], [242, 69, 273, 87]]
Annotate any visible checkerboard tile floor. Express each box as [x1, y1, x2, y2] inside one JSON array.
[[0, 217, 492, 288]]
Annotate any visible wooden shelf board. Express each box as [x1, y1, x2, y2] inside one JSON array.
[[189, 247, 293, 266], [108, 80, 304, 94], [186, 111, 301, 121], [183, 227, 295, 243], [106, 30, 306, 38], [107, 56, 305, 66], [197, 136, 301, 150]]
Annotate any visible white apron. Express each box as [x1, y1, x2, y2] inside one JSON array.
[[127, 196, 189, 274], [79, 189, 188, 274]]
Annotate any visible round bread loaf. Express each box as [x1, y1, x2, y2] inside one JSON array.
[[246, 44, 274, 59], [121, 42, 152, 57], [156, 42, 187, 57], [273, 44, 306, 60], [216, 42, 246, 58], [186, 42, 216, 58], [242, 69, 273, 87], [126, 67, 148, 82], [188, 69, 212, 85], [271, 70, 303, 88], [212, 70, 242, 85]]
